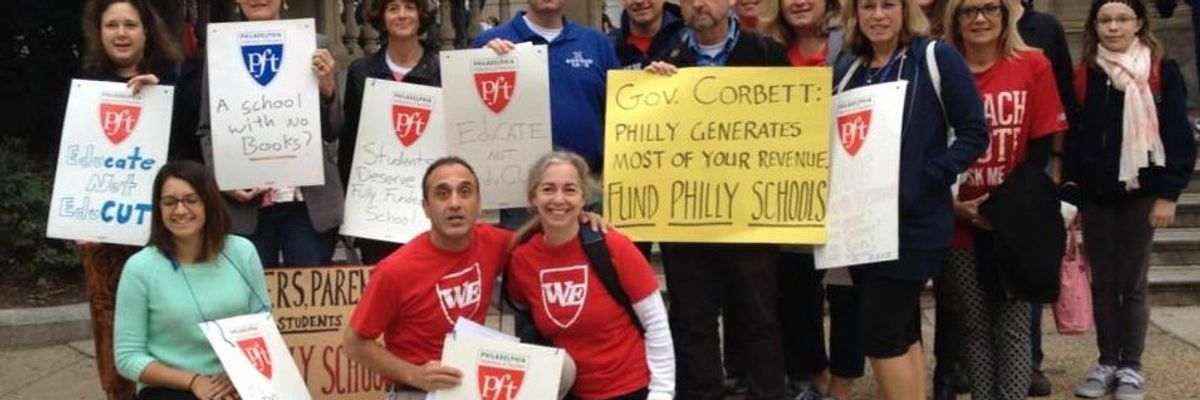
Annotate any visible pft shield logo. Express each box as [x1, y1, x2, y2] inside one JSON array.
[[237, 337, 273, 379], [98, 103, 141, 145], [392, 104, 431, 147], [239, 31, 285, 87], [435, 263, 483, 325], [837, 110, 872, 157], [539, 265, 588, 329], [471, 57, 518, 114], [478, 365, 525, 400]]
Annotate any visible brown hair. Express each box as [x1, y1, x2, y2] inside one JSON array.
[[149, 161, 232, 263], [842, 0, 931, 59], [944, 0, 1032, 57], [761, 0, 843, 45], [924, 0, 948, 37], [1080, 0, 1162, 66], [364, 0, 437, 36], [512, 151, 598, 245], [81, 0, 182, 74]]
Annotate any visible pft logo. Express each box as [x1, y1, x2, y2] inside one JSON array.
[[478, 365, 525, 400], [98, 103, 141, 145], [237, 336, 273, 379], [240, 31, 285, 87], [435, 263, 483, 325], [539, 265, 588, 329], [836, 109, 872, 157], [473, 71, 516, 113], [391, 104, 431, 147]]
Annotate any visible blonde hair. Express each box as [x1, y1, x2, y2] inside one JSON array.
[[842, 0, 931, 58], [761, 0, 843, 45], [512, 151, 598, 245], [944, 0, 1032, 57]]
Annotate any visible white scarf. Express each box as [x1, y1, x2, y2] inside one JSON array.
[[1095, 40, 1164, 191]]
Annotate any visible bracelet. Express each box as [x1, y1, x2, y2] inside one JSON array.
[[187, 374, 200, 391]]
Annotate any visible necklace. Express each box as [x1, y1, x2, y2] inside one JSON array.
[[865, 48, 904, 84]]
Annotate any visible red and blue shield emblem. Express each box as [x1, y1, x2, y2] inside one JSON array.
[[241, 43, 283, 87]]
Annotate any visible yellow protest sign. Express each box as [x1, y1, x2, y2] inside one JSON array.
[[267, 266, 389, 399], [604, 67, 831, 244]]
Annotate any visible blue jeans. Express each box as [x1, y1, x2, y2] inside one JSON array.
[[250, 202, 335, 267]]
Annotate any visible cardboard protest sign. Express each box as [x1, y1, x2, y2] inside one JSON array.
[[441, 45, 552, 209], [814, 82, 906, 269], [341, 79, 446, 243], [266, 266, 388, 399], [603, 68, 831, 244], [200, 312, 312, 400], [46, 79, 173, 246], [436, 334, 565, 400], [206, 19, 324, 190]]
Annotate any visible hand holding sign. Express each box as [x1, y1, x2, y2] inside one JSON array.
[[406, 361, 463, 392]]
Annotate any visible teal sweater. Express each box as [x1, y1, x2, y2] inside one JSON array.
[[114, 235, 269, 383]]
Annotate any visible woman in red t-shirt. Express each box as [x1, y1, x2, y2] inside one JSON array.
[[508, 151, 675, 400], [944, 0, 1069, 398]]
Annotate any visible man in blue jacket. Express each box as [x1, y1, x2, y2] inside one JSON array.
[[474, 0, 621, 229], [1157, 0, 1199, 132], [609, 0, 687, 69]]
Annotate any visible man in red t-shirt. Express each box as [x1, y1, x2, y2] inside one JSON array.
[[343, 157, 514, 395]]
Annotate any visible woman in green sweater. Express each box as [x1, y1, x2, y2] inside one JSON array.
[[114, 160, 269, 400]]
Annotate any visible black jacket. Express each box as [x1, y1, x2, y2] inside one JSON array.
[[607, 3, 686, 69], [651, 29, 790, 68], [1062, 59, 1196, 203], [1017, 7, 1078, 138], [340, 43, 441, 186], [977, 161, 1065, 303]]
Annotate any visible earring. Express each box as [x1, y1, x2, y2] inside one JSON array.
[[283, 0, 289, 11]]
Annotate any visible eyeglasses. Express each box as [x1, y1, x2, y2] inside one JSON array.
[[1096, 16, 1138, 27], [161, 194, 202, 210], [956, 3, 1003, 21]]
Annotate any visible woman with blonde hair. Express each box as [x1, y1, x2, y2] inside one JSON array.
[[943, 0, 1069, 398]]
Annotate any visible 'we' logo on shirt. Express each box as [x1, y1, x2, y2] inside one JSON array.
[[539, 265, 588, 328]]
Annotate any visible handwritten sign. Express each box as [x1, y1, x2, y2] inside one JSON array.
[[200, 313, 312, 400], [266, 266, 388, 400], [814, 82, 905, 269], [436, 334, 565, 400], [341, 80, 446, 243], [603, 68, 831, 244], [207, 19, 323, 190], [441, 45, 552, 209], [46, 79, 172, 246]]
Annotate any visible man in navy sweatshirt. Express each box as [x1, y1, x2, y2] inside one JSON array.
[[609, 0, 687, 69], [474, 0, 621, 229]]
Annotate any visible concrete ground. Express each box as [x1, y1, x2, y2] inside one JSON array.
[[3, 307, 1199, 400]]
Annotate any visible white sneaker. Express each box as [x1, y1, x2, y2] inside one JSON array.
[[1114, 368, 1145, 400], [1075, 364, 1118, 398]]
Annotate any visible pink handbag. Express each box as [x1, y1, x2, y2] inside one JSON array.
[[1054, 216, 1093, 335]]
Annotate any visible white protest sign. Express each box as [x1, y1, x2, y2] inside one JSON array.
[[441, 45, 552, 209], [341, 79, 446, 243], [814, 82, 906, 269], [436, 334, 564, 400], [46, 79, 172, 246], [200, 312, 311, 400], [207, 18, 323, 190]]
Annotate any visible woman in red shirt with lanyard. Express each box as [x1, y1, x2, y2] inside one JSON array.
[[943, 0, 1068, 398], [507, 151, 675, 400]]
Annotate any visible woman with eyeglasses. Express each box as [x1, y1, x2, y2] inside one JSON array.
[[942, 0, 1069, 398], [114, 161, 269, 400], [1064, 1, 1195, 399]]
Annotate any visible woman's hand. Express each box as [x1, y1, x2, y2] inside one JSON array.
[[579, 211, 612, 233], [484, 38, 516, 55], [126, 74, 160, 95], [191, 374, 238, 400], [1149, 198, 1176, 228], [224, 188, 264, 203], [643, 61, 678, 76], [954, 194, 992, 230], [312, 49, 337, 98]]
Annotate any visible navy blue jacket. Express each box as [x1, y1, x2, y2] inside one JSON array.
[[473, 12, 621, 171], [607, 2, 686, 69], [1063, 60, 1195, 203], [834, 39, 989, 269]]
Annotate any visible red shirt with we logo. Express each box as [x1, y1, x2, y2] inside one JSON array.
[[349, 224, 511, 366], [507, 230, 660, 399]]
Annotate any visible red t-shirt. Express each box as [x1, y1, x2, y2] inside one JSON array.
[[507, 230, 660, 399], [348, 224, 513, 366], [626, 34, 653, 55], [952, 51, 1068, 248], [787, 42, 828, 67]]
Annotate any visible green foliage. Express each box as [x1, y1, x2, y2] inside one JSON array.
[[0, 138, 80, 282]]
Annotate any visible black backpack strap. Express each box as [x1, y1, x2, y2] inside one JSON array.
[[500, 259, 551, 345], [579, 227, 646, 336]]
